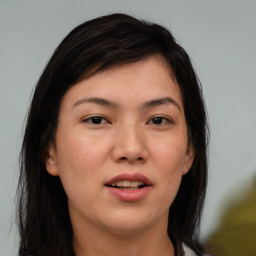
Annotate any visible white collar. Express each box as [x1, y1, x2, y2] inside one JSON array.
[[182, 243, 197, 256]]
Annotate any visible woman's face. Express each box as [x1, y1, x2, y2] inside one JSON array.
[[46, 55, 194, 235]]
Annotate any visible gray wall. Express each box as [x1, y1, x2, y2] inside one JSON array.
[[1, 1, 255, 255]]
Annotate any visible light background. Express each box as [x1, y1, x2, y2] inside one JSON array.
[[0, 1, 255, 255]]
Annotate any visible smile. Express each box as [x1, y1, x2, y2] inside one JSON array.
[[107, 180, 146, 190], [105, 173, 153, 201]]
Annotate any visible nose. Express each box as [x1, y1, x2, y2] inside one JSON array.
[[111, 124, 149, 164]]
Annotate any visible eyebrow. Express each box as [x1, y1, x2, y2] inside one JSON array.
[[73, 97, 118, 108], [142, 97, 181, 112], [73, 96, 181, 112]]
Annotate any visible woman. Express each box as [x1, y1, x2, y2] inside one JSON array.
[[17, 13, 209, 256]]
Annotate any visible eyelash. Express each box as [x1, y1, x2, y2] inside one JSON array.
[[82, 116, 110, 125], [82, 115, 172, 126], [147, 116, 172, 126]]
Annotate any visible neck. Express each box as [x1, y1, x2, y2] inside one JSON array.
[[72, 217, 175, 256]]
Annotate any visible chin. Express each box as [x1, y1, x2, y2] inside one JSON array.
[[100, 209, 161, 234], [105, 221, 150, 235]]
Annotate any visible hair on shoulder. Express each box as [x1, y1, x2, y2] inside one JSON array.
[[17, 13, 208, 256]]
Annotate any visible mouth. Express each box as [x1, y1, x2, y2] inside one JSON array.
[[105, 173, 153, 202], [105, 173, 153, 190], [106, 180, 149, 190]]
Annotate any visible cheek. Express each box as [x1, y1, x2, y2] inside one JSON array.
[[55, 133, 103, 197], [151, 137, 187, 204], [56, 129, 108, 173], [153, 137, 188, 174]]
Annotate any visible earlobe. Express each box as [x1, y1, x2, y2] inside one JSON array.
[[183, 144, 195, 175], [45, 143, 59, 176]]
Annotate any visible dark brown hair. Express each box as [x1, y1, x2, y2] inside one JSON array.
[[17, 13, 209, 256]]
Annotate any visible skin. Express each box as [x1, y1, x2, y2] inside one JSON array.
[[46, 55, 194, 256]]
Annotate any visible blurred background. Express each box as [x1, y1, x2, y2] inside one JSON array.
[[0, 1, 255, 255]]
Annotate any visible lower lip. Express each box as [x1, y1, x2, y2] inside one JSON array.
[[105, 186, 152, 202]]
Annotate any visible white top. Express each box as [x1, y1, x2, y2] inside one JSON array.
[[183, 244, 197, 256], [182, 244, 210, 256]]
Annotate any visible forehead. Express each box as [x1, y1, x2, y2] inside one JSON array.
[[61, 55, 183, 110]]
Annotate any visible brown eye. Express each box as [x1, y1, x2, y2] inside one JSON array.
[[148, 116, 171, 126], [152, 117, 164, 125], [83, 116, 109, 125]]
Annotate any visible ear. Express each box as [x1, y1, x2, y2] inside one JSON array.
[[182, 143, 195, 175], [44, 142, 59, 176]]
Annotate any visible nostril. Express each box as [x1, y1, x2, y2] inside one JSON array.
[[118, 156, 144, 162]]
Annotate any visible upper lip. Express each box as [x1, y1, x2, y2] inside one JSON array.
[[105, 173, 153, 186]]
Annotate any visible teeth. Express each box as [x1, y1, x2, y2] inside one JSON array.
[[117, 181, 123, 187], [123, 180, 130, 187], [130, 181, 137, 187], [111, 180, 145, 188]]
